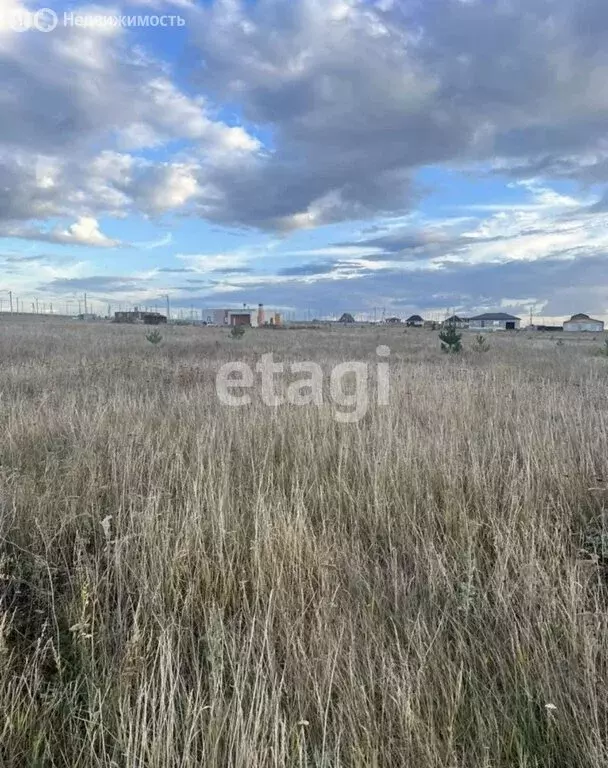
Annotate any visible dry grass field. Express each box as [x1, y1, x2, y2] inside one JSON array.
[[1, 317, 608, 766]]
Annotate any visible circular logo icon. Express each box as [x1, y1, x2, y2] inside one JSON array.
[[34, 8, 57, 32]]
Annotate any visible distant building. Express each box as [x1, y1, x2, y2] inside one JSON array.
[[469, 312, 521, 331], [444, 315, 469, 329], [563, 313, 605, 333], [385, 317, 402, 325], [114, 311, 138, 323], [114, 310, 166, 325], [143, 312, 167, 325], [406, 314, 424, 327], [338, 313, 356, 324], [209, 305, 281, 328]]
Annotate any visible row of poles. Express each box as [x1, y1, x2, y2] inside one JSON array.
[[0, 293, 174, 320]]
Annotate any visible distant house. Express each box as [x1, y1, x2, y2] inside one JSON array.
[[406, 314, 424, 327], [444, 315, 470, 329], [385, 317, 402, 325], [469, 312, 521, 331], [563, 313, 605, 333], [339, 313, 356, 324]]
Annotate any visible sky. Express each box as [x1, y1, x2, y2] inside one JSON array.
[[1, 0, 608, 321]]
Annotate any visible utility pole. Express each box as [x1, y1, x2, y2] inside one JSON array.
[[84, 293, 88, 316], [9, 291, 13, 315], [165, 294, 171, 321]]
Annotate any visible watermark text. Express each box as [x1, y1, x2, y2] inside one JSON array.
[[216, 346, 391, 424], [2, 8, 186, 33]]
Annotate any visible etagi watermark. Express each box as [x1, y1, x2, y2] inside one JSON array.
[[3, 8, 186, 33], [216, 346, 391, 424]]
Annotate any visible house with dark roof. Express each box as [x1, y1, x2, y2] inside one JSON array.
[[563, 313, 604, 333], [406, 314, 424, 327], [469, 312, 521, 331], [443, 314, 470, 329]]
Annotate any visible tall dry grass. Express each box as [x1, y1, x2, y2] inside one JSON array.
[[0, 318, 607, 766]]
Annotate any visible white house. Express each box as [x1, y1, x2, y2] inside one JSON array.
[[563, 313, 605, 333], [469, 312, 521, 331]]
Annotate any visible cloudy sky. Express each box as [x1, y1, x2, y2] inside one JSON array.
[[1, 0, 608, 320]]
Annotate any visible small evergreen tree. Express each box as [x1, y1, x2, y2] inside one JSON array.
[[439, 324, 462, 353], [145, 329, 163, 345], [230, 325, 246, 339]]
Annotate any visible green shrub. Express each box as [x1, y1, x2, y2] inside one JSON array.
[[230, 325, 246, 339], [439, 324, 462, 353], [145, 330, 163, 345]]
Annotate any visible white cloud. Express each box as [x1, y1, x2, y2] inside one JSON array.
[[177, 252, 248, 272], [0, 216, 119, 248], [50, 217, 119, 248]]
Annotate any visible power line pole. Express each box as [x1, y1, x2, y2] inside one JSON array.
[[165, 294, 171, 321], [84, 293, 88, 316], [9, 291, 13, 315]]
